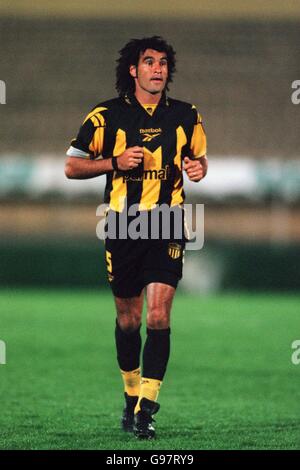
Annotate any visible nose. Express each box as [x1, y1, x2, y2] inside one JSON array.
[[153, 61, 162, 74]]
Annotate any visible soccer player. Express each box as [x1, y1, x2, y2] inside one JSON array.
[[65, 36, 207, 439]]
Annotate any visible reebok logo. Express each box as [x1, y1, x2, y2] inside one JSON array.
[[142, 133, 161, 142], [140, 128, 162, 142]]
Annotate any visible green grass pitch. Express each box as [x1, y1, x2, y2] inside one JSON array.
[[0, 289, 299, 450]]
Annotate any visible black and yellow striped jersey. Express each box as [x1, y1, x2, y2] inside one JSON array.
[[67, 93, 206, 212]]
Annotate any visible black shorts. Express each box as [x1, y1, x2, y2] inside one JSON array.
[[104, 206, 186, 298]]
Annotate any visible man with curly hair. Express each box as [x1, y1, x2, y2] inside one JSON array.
[[65, 36, 207, 439]]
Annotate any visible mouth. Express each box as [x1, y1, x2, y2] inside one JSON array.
[[151, 78, 163, 82]]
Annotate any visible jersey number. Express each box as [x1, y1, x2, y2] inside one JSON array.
[[106, 251, 112, 273]]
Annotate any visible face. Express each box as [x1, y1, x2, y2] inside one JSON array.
[[130, 49, 168, 96]]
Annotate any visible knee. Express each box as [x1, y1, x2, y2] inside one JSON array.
[[147, 306, 169, 330], [117, 309, 141, 333]]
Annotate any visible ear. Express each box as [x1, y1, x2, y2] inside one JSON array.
[[129, 65, 137, 79]]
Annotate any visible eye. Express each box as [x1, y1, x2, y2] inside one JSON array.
[[145, 59, 153, 66], [160, 59, 168, 66]]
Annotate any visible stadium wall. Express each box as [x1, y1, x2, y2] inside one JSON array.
[[0, 17, 299, 157], [1, 238, 299, 292]]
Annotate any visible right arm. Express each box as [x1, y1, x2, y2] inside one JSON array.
[[65, 106, 143, 179], [65, 147, 144, 179], [65, 156, 113, 179]]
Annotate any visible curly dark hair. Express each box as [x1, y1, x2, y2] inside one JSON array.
[[116, 36, 176, 96]]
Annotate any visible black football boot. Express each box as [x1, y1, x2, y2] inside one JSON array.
[[134, 398, 160, 440], [121, 393, 139, 432]]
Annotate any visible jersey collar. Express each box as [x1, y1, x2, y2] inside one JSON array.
[[124, 92, 169, 108]]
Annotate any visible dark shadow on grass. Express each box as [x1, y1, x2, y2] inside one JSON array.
[[18, 424, 44, 430]]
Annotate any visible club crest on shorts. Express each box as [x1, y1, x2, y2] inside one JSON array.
[[168, 243, 182, 259]]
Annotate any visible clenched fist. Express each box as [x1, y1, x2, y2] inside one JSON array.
[[116, 146, 144, 171], [183, 156, 208, 182]]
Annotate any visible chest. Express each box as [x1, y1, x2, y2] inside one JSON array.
[[107, 108, 192, 160]]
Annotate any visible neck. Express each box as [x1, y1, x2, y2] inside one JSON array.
[[134, 88, 162, 105]]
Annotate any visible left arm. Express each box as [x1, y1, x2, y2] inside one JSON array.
[[184, 105, 208, 182], [183, 155, 208, 182]]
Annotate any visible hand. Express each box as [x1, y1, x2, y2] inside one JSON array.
[[116, 146, 144, 171], [183, 156, 208, 182]]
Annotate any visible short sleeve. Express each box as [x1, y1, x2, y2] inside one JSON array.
[[190, 106, 207, 159], [66, 106, 107, 160]]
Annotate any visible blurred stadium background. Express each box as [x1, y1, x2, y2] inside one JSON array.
[[1, 0, 300, 293], [0, 0, 299, 450]]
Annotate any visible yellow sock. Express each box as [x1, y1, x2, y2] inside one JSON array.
[[120, 367, 141, 397], [134, 377, 162, 414]]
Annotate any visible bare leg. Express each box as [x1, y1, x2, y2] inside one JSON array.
[[114, 288, 144, 332], [114, 291, 145, 431], [146, 282, 176, 329]]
